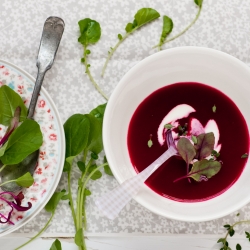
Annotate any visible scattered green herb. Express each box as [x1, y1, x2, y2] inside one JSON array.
[[101, 8, 160, 76], [148, 139, 153, 148], [157, 15, 173, 50], [148, 134, 153, 148], [212, 105, 216, 113], [154, 0, 203, 49], [164, 123, 174, 129], [217, 219, 250, 250], [78, 18, 108, 100], [241, 153, 248, 159]]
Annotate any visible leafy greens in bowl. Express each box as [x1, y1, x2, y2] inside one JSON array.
[[0, 59, 65, 236]]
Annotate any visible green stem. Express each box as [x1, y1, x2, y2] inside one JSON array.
[[68, 166, 77, 228], [222, 220, 250, 248], [0, 164, 6, 173], [153, 6, 202, 49], [101, 32, 130, 77], [0, 179, 15, 187], [84, 45, 108, 101], [76, 163, 108, 250], [15, 212, 55, 250]]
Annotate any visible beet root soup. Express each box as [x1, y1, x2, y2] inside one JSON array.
[[127, 82, 249, 202]]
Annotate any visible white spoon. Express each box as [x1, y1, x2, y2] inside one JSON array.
[[95, 130, 179, 219]]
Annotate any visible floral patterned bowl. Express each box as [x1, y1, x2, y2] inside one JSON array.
[[0, 59, 65, 236]]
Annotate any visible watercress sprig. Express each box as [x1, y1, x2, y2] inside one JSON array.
[[153, 0, 203, 49], [78, 18, 108, 100], [63, 103, 112, 250], [101, 8, 160, 77], [217, 220, 250, 250]]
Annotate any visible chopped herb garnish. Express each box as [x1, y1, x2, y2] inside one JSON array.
[[211, 149, 220, 158], [164, 123, 174, 129], [241, 153, 248, 158], [148, 139, 153, 148], [212, 105, 216, 113]]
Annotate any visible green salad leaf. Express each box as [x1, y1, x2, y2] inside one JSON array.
[[0, 85, 27, 126]]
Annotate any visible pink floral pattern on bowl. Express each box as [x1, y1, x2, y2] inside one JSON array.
[[0, 60, 65, 235]]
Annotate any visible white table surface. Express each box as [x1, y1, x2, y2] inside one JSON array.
[[1, 0, 250, 249]]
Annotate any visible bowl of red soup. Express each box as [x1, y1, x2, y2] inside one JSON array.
[[103, 47, 250, 222]]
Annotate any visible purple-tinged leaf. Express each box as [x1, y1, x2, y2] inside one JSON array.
[[0, 107, 20, 147], [194, 132, 215, 159], [174, 159, 221, 183], [177, 137, 196, 176]]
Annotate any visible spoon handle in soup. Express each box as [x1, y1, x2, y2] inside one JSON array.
[[95, 146, 177, 220]]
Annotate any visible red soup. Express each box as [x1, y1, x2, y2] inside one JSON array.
[[127, 82, 249, 202]]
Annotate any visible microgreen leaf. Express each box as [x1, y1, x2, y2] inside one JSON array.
[[177, 137, 196, 165], [103, 156, 113, 176], [191, 135, 198, 144], [85, 189, 91, 196], [0, 85, 27, 126], [91, 152, 98, 160], [78, 18, 101, 46], [188, 159, 221, 182], [212, 105, 216, 113], [241, 153, 248, 158], [77, 161, 86, 173], [118, 34, 122, 40], [164, 124, 174, 129], [194, 132, 215, 159], [245, 231, 250, 241], [217, 238, 225, 243], [88, 164, 102, 180], [229, 229, 235, 237], [75, 228, 83, 247], [0, 119, 43, 165], [61, 194, 69, 200], [148, 139, 153, 148], [194, 0, 203, 7], [50, 239, 62, 250], [45, 190, 66, 214], [15, 172, 34, 187], [236, 244, 241, 250], [158, 15, 173, 50]]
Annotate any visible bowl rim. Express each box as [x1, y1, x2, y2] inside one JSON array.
[[103, 46, 250, 222], [0, 59, 65, 236]]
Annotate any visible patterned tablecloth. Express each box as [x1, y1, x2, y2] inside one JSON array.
[[1, 0, 250, 236]]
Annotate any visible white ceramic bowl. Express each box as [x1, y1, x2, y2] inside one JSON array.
[[0, 59, 65, 235], [103, 47, 250, 222]]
